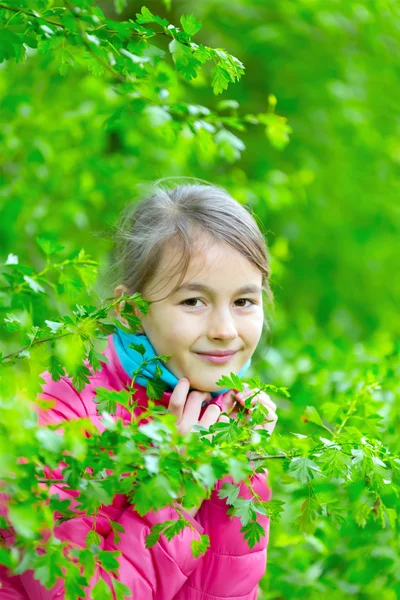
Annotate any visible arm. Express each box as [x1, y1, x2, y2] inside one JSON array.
[[2, 374, 205, 600]]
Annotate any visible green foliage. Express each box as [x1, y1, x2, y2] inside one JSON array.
[[0, 0, 399, 599]]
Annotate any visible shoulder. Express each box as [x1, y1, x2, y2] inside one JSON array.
[[36, 335, 147, 426]]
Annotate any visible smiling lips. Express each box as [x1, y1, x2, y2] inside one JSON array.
[[195, 350, 238, 364]]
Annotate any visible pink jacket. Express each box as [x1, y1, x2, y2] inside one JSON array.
[[0, 335, 272, 600]]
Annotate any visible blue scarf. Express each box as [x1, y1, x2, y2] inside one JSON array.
[[113, 326, 251, 398]]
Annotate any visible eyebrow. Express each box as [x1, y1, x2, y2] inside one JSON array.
[[174, 283, 262, 295]]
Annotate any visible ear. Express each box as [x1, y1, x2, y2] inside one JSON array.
[[114, 284, 144, 333]]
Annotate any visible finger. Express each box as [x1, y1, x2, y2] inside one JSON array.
[[220, 390, 237, 414], [168, 378, 191, 421], [199, 403, 221, 429], [180, 391, 210, 433], [236, 392, 277, 411], [218, 415, 230, 423]]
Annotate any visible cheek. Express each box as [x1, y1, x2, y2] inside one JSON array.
[[159, 310, 197, 347]]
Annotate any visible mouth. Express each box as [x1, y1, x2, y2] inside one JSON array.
[[194, 352, 237, 365]]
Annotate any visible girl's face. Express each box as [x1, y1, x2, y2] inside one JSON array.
[[117, 236, 264, 392]]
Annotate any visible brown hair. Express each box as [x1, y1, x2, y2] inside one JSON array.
[[105, 178, 274, 331]]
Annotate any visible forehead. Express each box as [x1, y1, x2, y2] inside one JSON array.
[[144, 235, 262, 299]]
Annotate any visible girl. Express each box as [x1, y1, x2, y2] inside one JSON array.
[[0, 180, 278, 600]]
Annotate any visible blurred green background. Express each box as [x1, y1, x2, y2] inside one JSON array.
[[1, 1, 399, 598]]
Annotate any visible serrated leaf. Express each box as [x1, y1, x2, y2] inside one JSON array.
[[180, 14, 202, 36], [295, 496, 319, 534], [135, 6, 168, 27], [211, 65, 232, 95], [163, 519, 186, 541], [91, 577, 113, 600], [218, 482, 240, 505], [146, 377, 168, 400], [229, 499, 256, 526], [288, 457, 323, 484], [215, 372, 244, 392], [191, 533, 210, 557], [88, 346, 109, 372], [240, 519, 265, 548], [98, 550, 120, 572], [93, 388, 131, 414], [48, 354, 65, 381], [113, 579, 131, 600], [36, 236, 65, 256]]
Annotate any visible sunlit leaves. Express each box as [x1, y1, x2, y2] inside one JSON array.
[[191, 534, 210, 558], [288, 457, 323, 484], [180, 14, 202, 37]]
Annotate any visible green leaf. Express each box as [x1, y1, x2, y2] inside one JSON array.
[[302, 405, 324, 427], [71, 364, 92, 392], [218, 482, 240, 505], [240, 520, 265, 548], [112, 579, 131, 600], [211, 65, 231, 95], [3, 313, 23, 331], [318, 447, 349, 479], [295, 495, 319, 535], [228, 499, 256, 526], [88, 346, 109, 372], [0, 27, 25, 64], [86, 530, 101, 549], [168, 39, 201, 81], [93, 387, 131, 413], [191, 534, 210, 557], [132, 475, 175, 515], [288, 457, 323, 484], [128, 342, 146, 356], [146, 377, 168, 400], [228, 458, 251, 482], [109, 520, 125, 545], [163, 518, 186, 541], [214, 372, 244, 392], [98, 550, 121, 572], [135, 6, 168, 27], [8, 504, 40, 539], [145, 523, 165, 548], [91, 577, 113, 600], [180, 14, 202, 36], [195, 464, 217, 487], [36, 236, 65, 256], [48, 354, 65, 381]]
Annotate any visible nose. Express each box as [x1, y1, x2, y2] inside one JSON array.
[[207, 307, 238, 341]]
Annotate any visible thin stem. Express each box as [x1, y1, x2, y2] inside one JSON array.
[[1, 332, 72, 362]]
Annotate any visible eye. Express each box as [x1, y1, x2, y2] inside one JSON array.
[[235, 298, 257, 308], [181, 298, 204, 308], [180, 298, 257, 308]]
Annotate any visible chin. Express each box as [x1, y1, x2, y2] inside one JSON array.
[[188, 377, 224, 393]]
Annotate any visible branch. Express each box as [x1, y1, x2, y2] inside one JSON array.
[[1, 332, 72, 362]]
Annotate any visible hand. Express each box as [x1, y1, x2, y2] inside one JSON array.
[[170, 378, 229, 518], [219, 384, 278, 436], [169, 378, 228, 436]]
